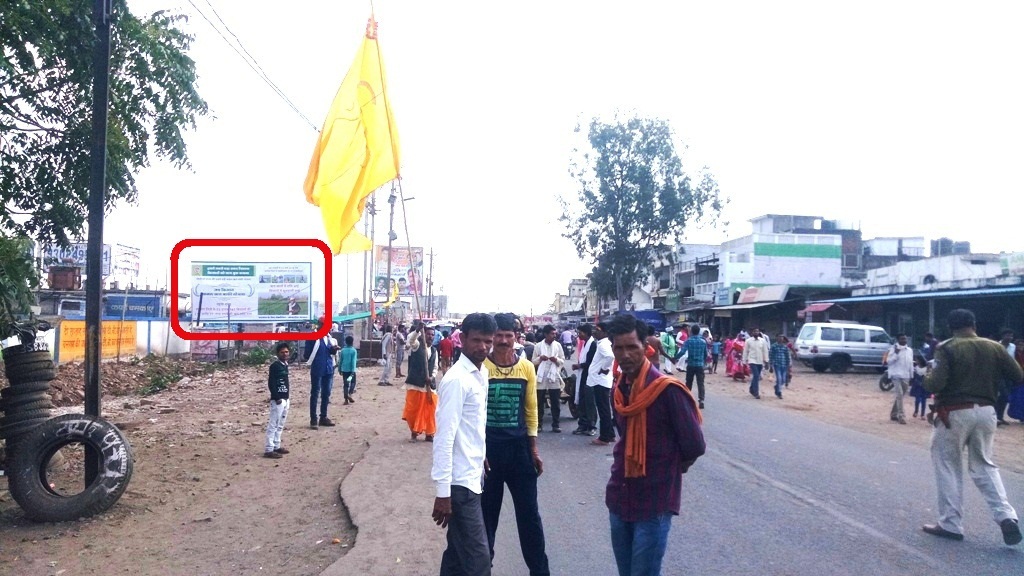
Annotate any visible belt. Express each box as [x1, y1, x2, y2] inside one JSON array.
[[929, 402, 993, 428]]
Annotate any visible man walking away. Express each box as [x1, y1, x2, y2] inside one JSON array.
[[742, 328, 770, 399], [995, 328, 1016, 425], [922, 309, 1024, 545], [769, 333, 791, 400], [432, 313, 496, 576], [482, 314, 550, 575], [589, 322, 616, 446], [887, 334, 913, 424], [683, 324, 707, 409], [533, 325, 566, 433], [605, 315, 705, 576]]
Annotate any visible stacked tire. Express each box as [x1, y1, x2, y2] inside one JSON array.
[[1, 347, 56, 448]]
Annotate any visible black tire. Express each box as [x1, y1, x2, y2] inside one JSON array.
[[3, 360, 57, 383], [0, 408, 53, 427], [812, 359, 829, 373], [1, 350, 52, 369], [829, 355, 852, 374], [8, 414, 134, 522], [1, 381, 53, 397], [0, 418, 51, 440], [879, 374, 894, 392], [0, 394, 53, 411]]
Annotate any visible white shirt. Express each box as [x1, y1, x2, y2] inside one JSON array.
[[533, 339, 565, 383], [431, 354, 489, 497], [742, 336, 770, 365], [886, 344, 914, 379], [587, 337, 614, 388]]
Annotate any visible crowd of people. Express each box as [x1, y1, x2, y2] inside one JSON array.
[[259, 307, 1024, 575]]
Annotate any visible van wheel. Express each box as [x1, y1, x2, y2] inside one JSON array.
[[829, 355, 852, 374], [811, 359, 829, 373]]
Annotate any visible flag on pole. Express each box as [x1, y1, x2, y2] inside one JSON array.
[[304, 17, 401, 255]]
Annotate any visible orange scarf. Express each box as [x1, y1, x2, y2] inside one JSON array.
[[613, 359, 702, 478]]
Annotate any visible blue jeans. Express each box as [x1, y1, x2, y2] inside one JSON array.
[[609, 511, 672, 576], [773, 364, 788, 396], [310, 372, 334, 420], [749, 363, 763, 397]]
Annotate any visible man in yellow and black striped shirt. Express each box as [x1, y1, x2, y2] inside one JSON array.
[[481, 313, 549, 574]]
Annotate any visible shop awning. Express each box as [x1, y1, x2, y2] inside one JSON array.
[[803, 303, 835, 313], [712, 301, 780, 317]]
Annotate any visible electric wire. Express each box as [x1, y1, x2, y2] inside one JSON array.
[[185, 0, 319, 131]]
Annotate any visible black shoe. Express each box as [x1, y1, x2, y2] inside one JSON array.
[[698, 401, 704, 409], [1001, 518, 1022, 545], [319, 417, 336, 427], [572, 428, 585, 435], [922, 524, 964, 541], [776, 393, 783, 399], [274, 447, 290, 454], [263, 451, 283, 459], [310, 420, 319, 430], [551, 427, 562, 433], [997, 419, 1009, 427], [585, 429, 598, 436]]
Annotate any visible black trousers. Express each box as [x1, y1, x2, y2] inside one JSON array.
[[482, 438, 550, 576], [577, 384, 598, 431], [592, 385, 615, 442], [537, 389, 561, 429], [440, 485, 491, 576], [685, 365, 705, 402]]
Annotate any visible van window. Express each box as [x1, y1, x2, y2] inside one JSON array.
[[869, 330, 890, 344], [820, 327, 843, 341], [798, 325, 816, 340], [844, 328, 866, 343]]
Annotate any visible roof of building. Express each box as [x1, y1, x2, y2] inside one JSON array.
[[811, 285, 1024, 305]]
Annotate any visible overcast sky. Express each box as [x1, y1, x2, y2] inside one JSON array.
[[110, 0, 1024, 314]]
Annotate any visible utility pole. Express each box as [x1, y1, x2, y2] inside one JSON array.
[[385, 184, 397, 327], [427, 248, 434, 319], [84, 0, 113, 487]]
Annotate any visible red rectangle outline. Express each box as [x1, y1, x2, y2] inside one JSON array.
[[170, 239, 332, 341]]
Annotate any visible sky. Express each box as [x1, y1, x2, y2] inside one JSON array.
[[107, 0, 1024, 315]]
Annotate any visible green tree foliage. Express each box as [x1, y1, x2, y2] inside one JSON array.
[[562, 115, 725, 312], [0, 1, 207, 333], [0, 236, 39, 337]]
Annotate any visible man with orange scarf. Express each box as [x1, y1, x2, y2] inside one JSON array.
[[605, 314, 705, 576]]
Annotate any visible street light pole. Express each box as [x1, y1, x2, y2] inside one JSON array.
[[385, 185, 397, 326]]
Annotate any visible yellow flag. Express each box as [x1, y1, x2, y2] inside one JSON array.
[[303, 17, 401, 255]]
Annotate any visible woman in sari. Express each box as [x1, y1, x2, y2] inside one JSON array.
[[723, 336, 736, 376], [728, 334, 750, 381]]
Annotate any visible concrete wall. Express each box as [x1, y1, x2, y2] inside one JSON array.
[[857, 255, 1004, 295]]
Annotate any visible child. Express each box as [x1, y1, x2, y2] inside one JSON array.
[[711, 336, 722, 374], [340, 335, 358, 405], [910, 354, 930, 420], [265, 342, 291, 459]]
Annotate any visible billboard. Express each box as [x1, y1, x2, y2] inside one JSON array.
[[41, 243, 112, 276], [190, 262, 312, 322], [373, 246, 424, 300], [58, 320, 137, 363]]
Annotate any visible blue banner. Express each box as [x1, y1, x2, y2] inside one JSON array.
[[104, 295, 162, 318]]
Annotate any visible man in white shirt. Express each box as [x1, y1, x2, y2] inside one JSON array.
[[533, 324, 566, 433], [378, 325, 395, 386], [588, 322, 616, 445], [742, 328, 771, 399], [432, 313, 496, 576], [886, 333, 914, 425]]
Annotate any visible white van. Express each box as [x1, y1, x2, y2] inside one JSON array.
[[795, 322, 892, 373]]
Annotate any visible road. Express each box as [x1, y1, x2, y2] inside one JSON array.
[[490, 395, 1024, 575]]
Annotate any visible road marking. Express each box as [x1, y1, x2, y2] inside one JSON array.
[[716, 449, 943, 569]]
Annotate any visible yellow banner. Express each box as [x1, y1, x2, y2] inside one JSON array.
[[58, 321, 138, 363]]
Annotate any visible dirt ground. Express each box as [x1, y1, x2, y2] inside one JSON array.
[[2, 358, 1024, 576]]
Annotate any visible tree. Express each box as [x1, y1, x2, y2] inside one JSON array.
[[0, 1, 207, 335], [561, 114, 724, 312]]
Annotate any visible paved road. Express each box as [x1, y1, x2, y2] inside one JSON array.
[[490, 395, 1024, 575]]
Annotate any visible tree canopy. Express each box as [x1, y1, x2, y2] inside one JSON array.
[[561, 114, 724, 312], [0, 0, 207, 333]]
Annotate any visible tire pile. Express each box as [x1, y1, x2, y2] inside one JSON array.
[[2, 346, 135, 522], [0, 348, 56, 448]]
